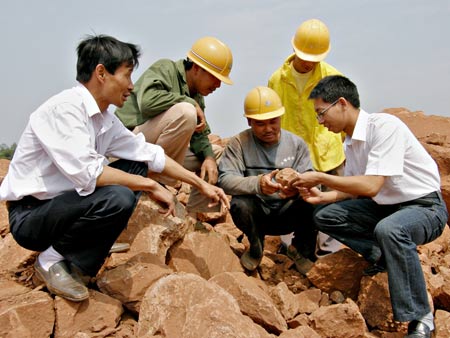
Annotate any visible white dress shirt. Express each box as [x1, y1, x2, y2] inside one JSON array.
[[344, 110, 440, 204], [0, 84, 165, 200]]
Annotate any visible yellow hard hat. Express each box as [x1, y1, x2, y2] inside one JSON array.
[[291, 19, 330, 62], [244, 86, 285, 120], [187, 36, 233, 85]]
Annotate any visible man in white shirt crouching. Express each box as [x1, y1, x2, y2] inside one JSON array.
[[0, 35, 229, 302]]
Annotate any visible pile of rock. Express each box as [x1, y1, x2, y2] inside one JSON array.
[[1, 108, 450, 338]]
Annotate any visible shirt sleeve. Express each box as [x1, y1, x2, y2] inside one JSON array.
[[189, 122, 214, 159], [136, 63, 197, 118], [217, 137, 261, 195], [365, 117, 405, 177], [30, 103, 105, 196], [106, 115, 166, 173]]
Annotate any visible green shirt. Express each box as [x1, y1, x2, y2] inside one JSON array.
[[115, 59, 213, 159]]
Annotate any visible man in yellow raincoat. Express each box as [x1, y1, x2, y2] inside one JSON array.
[[268, 19, 344, 254]]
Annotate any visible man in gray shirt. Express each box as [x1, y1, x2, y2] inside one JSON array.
[[218, 86, 317, 274]]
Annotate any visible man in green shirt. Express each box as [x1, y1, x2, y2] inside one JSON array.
[[116, 36, 233, 211]]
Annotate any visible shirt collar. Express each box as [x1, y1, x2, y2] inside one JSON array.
[[344, 109, 369, 146], [75, 83, 102, 117]]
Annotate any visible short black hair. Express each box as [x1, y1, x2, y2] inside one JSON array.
[[309, 75, 360, 108], [76, 34, 141, 83], [184, 58, 195, 71]]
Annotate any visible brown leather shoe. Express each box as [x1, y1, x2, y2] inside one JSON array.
[[34, 260, 89, 302]]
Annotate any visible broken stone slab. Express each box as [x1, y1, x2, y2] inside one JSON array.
[[0, 290, 54, 338], [137, 273, 274, 338], [210, 271, 288, 334]]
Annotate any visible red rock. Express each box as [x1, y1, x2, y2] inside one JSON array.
[[357, 273, 401, 332], [0, 233, 35, 274], [279, 325, 321, 338], [210, 271, 288, 334], [54, 290, 123, 338], [269, 281, 299, 320], [169, 231, 243, 279], [137, 273, 273, 338], [116, 193, 188, 258], [97, 253, 172, 313], [435, 309, 450, 338], [310, 299, 368, 338], [307, 248, 369, 299], [0, 291, 54, 338], [296, 288, 322, 314]]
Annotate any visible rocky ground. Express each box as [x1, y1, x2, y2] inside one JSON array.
[[1, 108, 450, 338]]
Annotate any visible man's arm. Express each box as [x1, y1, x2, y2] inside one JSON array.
[[293, 171, 385, 198], [161, 155, 229, 210], [97, 166, 176, 216]]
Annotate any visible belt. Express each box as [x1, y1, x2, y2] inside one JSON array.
[[400, 191, 441, 207], [6, 196, 47, 211]]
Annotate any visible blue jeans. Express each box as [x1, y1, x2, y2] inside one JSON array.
[[314, 192, 448, 322], [8, 160, 147, 276]]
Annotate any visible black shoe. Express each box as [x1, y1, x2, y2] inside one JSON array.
[[34, 260, 89, 302], [240, 236, 263, 271], [240, 250, 263, 271], [363, 262, 386, 276], [287, 245, 314, 276], [405, 320, 432, 338]]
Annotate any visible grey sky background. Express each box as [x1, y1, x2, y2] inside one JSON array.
[[1, 0, 450, 145]]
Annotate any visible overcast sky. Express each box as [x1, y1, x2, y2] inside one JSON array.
[[1, 0, 449, 145]]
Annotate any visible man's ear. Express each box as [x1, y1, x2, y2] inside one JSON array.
[[95, 64, 107, 82], [247, 118, 252, 126]]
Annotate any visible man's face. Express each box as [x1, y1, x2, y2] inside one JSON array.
[[292, 55, 318, 73], [248, 117, 281, 146], [103, 63, 134, 108], [193, 66, 221, 96], [314, 97, 343, 133]]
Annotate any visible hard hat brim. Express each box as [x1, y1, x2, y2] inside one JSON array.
[[187, 51, 233, 85], [200, 64, 233, 85], [291, 37, 330, 62], [244, 107, 285, 120]]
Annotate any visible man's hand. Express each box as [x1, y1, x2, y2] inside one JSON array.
[[195, 104, 206, 133], [147, 182, 176, 217], [260, 170, 282, 195], [198, 182, 230, 210], [298, 186, 323, 205], [292, 171, 322, 189], [200, 156, 218, 184]]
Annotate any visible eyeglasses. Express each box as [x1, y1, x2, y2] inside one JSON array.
[[316, 98, 340, 121]]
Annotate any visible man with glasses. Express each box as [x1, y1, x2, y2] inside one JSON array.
[[268, 19, 345, 255], [293, 75, 447, 338]]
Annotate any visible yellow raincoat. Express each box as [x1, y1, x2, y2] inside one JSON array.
[[268, 54, 345, 172]]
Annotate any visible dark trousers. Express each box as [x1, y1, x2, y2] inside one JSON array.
[[230, 195, 317, 260], [8, 160, 147, 276]]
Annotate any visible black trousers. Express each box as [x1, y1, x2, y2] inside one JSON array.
[[230, 195, 317, 261], [8, 160, 147, 276]]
